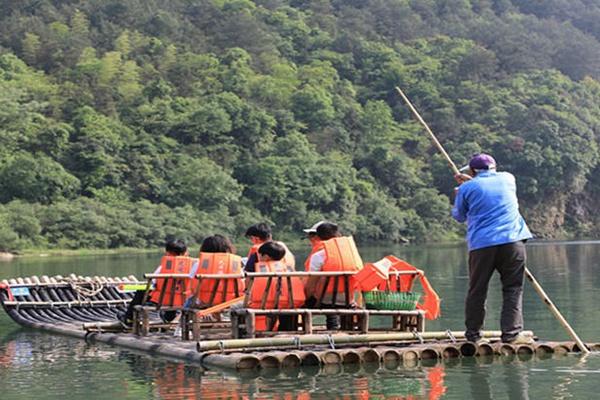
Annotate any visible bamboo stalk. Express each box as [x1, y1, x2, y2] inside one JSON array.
[[202, 353, 260, 370], [524, 269, 590, 354], [290, 350, 321, 366], [394, 86, 460, 175], [196, 330, 533, 352]]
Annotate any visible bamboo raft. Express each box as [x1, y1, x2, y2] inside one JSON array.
[[1, 275, 597, 372]]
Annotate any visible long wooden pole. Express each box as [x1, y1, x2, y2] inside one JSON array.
[[394, 86, 460, 175], [394, 85, 591, 354], [524, 271, 589, 353], [197, 330, 532, 352]]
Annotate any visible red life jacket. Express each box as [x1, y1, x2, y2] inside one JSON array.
[[195, 252, 245, 306], [149, 255, 196, 307], [377, 255, 441, 320], [249, 260, 306, 309], [316, 236, 363, 304]]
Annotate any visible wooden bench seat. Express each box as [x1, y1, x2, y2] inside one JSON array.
[[230, 308, 425, 338]]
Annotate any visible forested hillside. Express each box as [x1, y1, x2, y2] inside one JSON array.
[[1, 0, 599, 252]]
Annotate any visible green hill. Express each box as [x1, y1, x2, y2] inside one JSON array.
[[1, 0, 599, 252]]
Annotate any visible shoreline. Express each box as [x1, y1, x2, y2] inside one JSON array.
[[4, 248, 158, 259]]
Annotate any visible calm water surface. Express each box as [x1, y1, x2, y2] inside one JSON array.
[[1, 242, 599, 399]]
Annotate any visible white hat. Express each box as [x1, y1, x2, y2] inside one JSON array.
[[303, 220, 326, 233]]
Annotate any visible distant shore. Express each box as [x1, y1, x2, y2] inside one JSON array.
[[1, 248, 158, 260]]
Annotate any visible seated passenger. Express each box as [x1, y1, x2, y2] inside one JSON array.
[[244, 223, 272, 273], [245, 222, 295, 271], [304, 222, 363, 330], [250, 241, 305, 331], [119, 239, 190, 326], [194, 234, 245, 308]]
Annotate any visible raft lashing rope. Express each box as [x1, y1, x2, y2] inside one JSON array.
[[0, 275, 140, 326]]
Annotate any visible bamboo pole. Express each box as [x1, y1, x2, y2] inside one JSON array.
[[476, 342, 495, 356], [356, 347, 381, 363], [339, 349, 361, 364], [202, 353, 260, 370], [394, 86, 460, 175], [540, 341, 571, 355], [290, 350, 321, 366], [318, 350, 342, 364], [524, 270, 590, 354], [195, 330, 532, 352], [395, 85, 591, 355]]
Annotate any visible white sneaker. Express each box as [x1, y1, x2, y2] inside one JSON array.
[[504, 333, 534, 345]]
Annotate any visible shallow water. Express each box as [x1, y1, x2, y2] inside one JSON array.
[[1, 242, 599, 399]]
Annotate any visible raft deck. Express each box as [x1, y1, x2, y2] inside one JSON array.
[[1, 275, 597, 371]]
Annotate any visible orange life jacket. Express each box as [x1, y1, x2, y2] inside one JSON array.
[[316, 236, 363, 304], [149, 255, 196, 307], [249, 260, 306, 309], [377, 255, 441, 320], [195, 252, 245, 306]]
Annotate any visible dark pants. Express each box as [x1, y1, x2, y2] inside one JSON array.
[[465, 241, 526, 342], [321, 303, 341, 330]]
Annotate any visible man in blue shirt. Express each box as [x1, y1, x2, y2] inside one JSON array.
[[452, 153, 532, 343]]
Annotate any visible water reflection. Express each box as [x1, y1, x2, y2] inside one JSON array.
[[131, 356, 447, 400], [2, 242, 600, 399]]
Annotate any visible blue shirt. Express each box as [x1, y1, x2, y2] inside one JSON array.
[[452, 170, 532, 251]]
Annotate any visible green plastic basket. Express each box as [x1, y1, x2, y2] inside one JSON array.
[[363, 291, 421, 311]]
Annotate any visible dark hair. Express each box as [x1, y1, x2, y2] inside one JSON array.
[[257, 241, 286, 261], [200, 234, 235, 253], [165, 239, 187, 256], [316, 222, 341, 241], [244, 223, 272, 241]]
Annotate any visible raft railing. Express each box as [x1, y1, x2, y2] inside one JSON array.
[[133, 272, 244, 337], [232, 271, 425, 338]]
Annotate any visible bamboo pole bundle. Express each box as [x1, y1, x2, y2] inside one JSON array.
[[195, 330, 532, 352]]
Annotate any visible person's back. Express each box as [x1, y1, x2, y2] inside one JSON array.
[[196, 234, 244, 306], [453, 170, 531, 251]]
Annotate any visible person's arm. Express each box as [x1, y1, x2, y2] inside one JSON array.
[[451, 186, 468, 223], [304, 251, 325, 299], [245, 253, 257, 273]]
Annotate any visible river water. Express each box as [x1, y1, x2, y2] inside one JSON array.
[[1, 242, 599, 399]]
